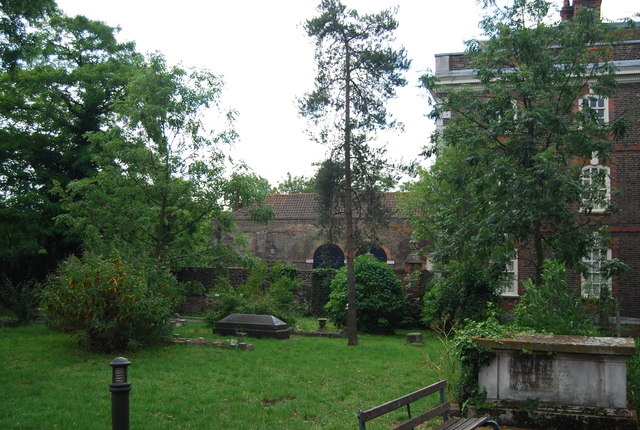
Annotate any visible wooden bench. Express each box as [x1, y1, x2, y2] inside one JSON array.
[[357, 380, 499, 430]]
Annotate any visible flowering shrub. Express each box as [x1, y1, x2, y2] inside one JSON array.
[[42, 252, 182, 352]]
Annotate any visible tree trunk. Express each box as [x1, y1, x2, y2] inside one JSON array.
[[344, 43, 358, 346]]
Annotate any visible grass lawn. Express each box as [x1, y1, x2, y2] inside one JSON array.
[[0, 322, 448, 429]]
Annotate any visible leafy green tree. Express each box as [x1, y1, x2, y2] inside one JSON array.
[[412, 0, 629, 295], [403, 147, 511, 324], [301, 0, 410, 344], [276, 172, 315, 194], [48, 53, 274, 350], [0, 0, 56, 69], [57, 53, 273, 271], [0, 12, 140, 287]]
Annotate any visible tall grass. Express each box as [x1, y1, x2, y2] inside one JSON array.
[[0, 324, 445, 429]]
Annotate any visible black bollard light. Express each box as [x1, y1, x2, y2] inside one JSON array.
[[109, 357, 131, 430]]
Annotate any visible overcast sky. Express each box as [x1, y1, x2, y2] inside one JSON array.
[[55, 0, 637, 186]]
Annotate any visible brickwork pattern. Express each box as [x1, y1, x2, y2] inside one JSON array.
[[613, 41, 640, 62]]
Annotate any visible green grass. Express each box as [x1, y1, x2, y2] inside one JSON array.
[[0, 323, 446, 429]]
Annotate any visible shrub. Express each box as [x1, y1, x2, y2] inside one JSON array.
[[42, 252, 183, 352], [309, 268, 336, 316], [204, 261, 301, 326], [401, 270, 429, 328], [422, 261, 500, 329], [513, 259, 600, 336], [0, 276, 42, 324], [451, 305, 508, 406], [325, 255, 406, 334]]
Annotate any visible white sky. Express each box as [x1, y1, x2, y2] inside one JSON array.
[[54, 0, 637, 186]]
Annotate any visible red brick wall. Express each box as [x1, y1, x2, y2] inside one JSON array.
[[613, 232, 640, 318]]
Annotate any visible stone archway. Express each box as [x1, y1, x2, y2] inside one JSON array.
[[356, 246, 388, 263], [313, 243, 345, 269]]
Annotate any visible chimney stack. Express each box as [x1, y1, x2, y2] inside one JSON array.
[[560, 0, 602, 21], [560, 0, 574, 21]]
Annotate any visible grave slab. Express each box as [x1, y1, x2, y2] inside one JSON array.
[[214, 313, 290, 339]]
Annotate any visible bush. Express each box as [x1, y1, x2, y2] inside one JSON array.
[[204, 261, 301, 326], [42, 252, 183, 352], [0, 276, 42, 324], [325, 255, 406, 334], [309, 268, 336, 316], [422, 261, 500, 329], [513, 259, 600, 336], [401, 270, 430, 328], [451, 305, 508, 406]]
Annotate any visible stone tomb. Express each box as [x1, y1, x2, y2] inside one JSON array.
[[214, 314, 290, 339], [475, 334, 637, 429]]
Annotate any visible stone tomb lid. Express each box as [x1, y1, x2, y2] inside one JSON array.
[[216, 313, 288, 329], [214, 313, 290, 339], [474, 334, 636, 356]]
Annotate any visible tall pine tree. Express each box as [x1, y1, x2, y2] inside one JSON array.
[[301, 0, 410, 345]]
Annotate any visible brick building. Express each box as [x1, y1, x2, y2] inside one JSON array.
[[432, 0, 640, 325], [228, 192, 426, 277]]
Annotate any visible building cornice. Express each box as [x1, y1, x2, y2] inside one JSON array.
[[433, 59, 640, 89]]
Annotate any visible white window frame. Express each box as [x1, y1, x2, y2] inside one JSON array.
[[580, 164, 610, 213], [580, 92, 609, 125], [581, 247, 612, 298], [501, 254, 519, 297]]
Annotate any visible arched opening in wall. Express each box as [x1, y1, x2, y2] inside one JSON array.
[[356, 246, 388, 263], [313, 243, 345, 269]]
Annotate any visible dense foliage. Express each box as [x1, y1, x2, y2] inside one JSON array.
[[403, 0, 630, 324], [0, 276, 41, 323], [0, 2, 274, 346], [513, 259, 601, 336], [0, 9, 141, 287], [204, 262, 301, 326], [276, 172, 315, 194], [325, 255, 406, 334], [42, 251, 182, 352], [0, 0, 56, 69], [451, 305, 508, 407], [422, 260, 501, 328], [56, 53, 272, 270], [309, 267, 336, 316]]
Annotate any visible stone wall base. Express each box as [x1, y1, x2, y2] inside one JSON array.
[[473, 401, 637, 430]]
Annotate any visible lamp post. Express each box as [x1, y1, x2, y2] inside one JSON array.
[[109, 357, 131, 430]]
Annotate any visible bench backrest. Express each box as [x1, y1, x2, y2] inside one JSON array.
[[357, 380, 451, 430]]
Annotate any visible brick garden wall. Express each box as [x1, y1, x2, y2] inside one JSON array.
[[179, 267, 315, 314], [178, 266, 421, 316]]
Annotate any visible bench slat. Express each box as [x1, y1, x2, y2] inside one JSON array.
[[358, 380, 447, 422], [390, 402, 451, 430], [433, 416, 489, 430]]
